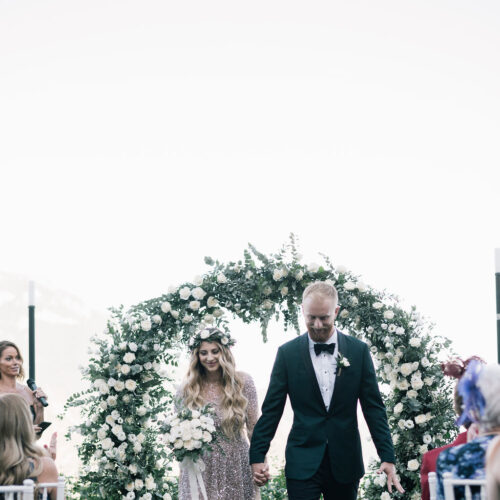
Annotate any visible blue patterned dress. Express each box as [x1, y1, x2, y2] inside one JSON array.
[[436, 434, 495, 500]]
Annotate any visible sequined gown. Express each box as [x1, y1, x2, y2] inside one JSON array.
[[178, 372, 260, 500]]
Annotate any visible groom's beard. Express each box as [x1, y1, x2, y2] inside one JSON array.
[[307, 325, 334, 343]]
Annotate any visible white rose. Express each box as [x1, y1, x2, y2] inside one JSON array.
[[145, 476, 156, 490], [400, 363, 414, 376], [203, 314, 214, 324], [415, 414, 427, 425], [135, 479, 144, 491], [262, 299, 273, 310], [381, 490, 391, 500], [123, 352, 136, 364], [128, 342, 138, 352], [171, 310, 179, 319], [100, 401, 108, 410], [107, 378, 117, 387], [350, 296, 359, 306], [383, 310, 395, 320], [114, 381, 125, 392], [295, 270, 304, 280], [396, 327, 405, 335], [409, 337, 422, 348], [206, 296, 218, 308], [121, 365, 131, 375], [221, 336, 229, 345], [179, 286, 191, 300], [421, 357, 430, 368], [107, 395, 117, 406], [97, 428, 107, 439], [137, 406, 147, 416], [128, 464, 138, 474], [335, 265, 347, 274], [263, 286, 272, 296], [412, 378, 424, 390], [245, 270, 253, 279], [189, 300, 201, 311], [356, 281, 367, 292], [340, 309, 349, 318], [419, 444, 428, 454], [405, 419, 415, 429], [424, 377, 434, 386], [273, 269, 284, 281], [152, 314, 162, 325], [423, 434, 432, 444], [366, 326, 374, 334], [281, 287, 289, 296], [163, 494, 172, 500], [388, 325, 396, 333], [119, 342, 127, 350], [343, 281, 356, 291], [182, 314, 193, 324], [126, 483, 135, 492], [372, 302, 384, 310], [213, 309, 223, 318], [381, 323, 387, 330], [192, 287, 206, 300], [307, 263, 319, 273], [393, 433, 399, 445], [125, 379, 137, 391], [101, 438, 113, 450], [407, 390, 418, 399], [407, 459, 419, 471], [141, 319, 152, 332], [133, 442, 142, 452], [394, 402, 403, 415], [398, 419, 406, 430], [396, 379, 409, 391], [161, 301, 171, 313], [216, 273, 227, 284]]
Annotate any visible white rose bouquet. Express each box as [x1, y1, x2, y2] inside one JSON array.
[[162, 404, 218, 500]]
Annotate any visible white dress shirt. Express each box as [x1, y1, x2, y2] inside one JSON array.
[[308, 328, 338, 411]]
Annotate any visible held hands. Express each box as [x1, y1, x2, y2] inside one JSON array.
[[251, 463, 270, 487], [377, 462, 405, 494]]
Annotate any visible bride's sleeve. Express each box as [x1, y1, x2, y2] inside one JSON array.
[[243, 374, 259, 441]]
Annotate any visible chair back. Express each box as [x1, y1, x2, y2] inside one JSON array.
[[428, 471, 438, 500], [37, 476, 65, 500], [443, 471, 487, 500], [0, 479, 35, 500]]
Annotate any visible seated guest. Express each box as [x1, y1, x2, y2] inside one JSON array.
[[436, 361, 500, 500], [420, 357, 483, 500], [486, 435, 500, 500], [0, 393, 58, 499]]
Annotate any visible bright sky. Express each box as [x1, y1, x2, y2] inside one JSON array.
[[1, 0, 499, 476]]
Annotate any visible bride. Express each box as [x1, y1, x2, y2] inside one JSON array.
[[177, 327, 260, 500]]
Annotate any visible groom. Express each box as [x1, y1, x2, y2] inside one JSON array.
[[249, 281, 404, 499]]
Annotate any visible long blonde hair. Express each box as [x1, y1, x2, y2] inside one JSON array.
[[0, 393, 44, 485], [182, 342, 248, 439]]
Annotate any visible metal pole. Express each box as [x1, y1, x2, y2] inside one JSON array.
[[495, 250, 500, 364], [28, 281, 35, 380]]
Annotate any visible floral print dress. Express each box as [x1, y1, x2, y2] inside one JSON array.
[[436, 434, 495, 500]]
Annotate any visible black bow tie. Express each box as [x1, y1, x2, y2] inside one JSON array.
[[314, 343, 335, 356]]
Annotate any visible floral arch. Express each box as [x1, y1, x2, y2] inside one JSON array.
[[66, 236, 455, 500]]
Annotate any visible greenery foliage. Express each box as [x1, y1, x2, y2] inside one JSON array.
[[64, 234, 455, 499]]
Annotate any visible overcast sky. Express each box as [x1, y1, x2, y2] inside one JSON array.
[[1, 0, 499, 474]]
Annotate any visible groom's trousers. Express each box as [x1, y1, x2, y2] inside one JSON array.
[[285, 447, 359, 500]]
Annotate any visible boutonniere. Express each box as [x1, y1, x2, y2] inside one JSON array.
[[336, 353, 350, 376]]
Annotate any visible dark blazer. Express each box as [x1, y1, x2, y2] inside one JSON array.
[[249, 331, 395, 483]]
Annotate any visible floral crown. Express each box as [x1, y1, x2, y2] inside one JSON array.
[[188, 327, 236, 351]]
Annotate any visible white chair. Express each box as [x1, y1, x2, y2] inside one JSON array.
[[429, 471, 438, 500], [0, 479, 35, 500], [443, 471, 487, 500], [37, 476, 65, 500]]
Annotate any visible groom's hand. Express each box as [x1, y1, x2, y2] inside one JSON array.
[[377, 462, 405, 494], [251, 463, 270, 486]]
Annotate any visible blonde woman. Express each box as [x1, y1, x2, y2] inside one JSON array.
[[178, 327, 260, 500], [0, 341, 48, 435], [0, 393, 58, 498]]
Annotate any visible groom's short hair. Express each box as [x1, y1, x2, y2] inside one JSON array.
[[302, 281, 338, 303]]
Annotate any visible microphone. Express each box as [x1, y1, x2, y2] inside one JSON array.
[[27, 379, 49, 407]]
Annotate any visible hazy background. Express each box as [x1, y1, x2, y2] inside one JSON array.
[[1, 0, 499, 476]]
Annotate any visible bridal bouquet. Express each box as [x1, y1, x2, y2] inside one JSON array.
[[162, 404, 218, 500]]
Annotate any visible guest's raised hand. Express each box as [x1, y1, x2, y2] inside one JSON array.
[[377, 462, 405, 494], [44, 432, 57, 460]]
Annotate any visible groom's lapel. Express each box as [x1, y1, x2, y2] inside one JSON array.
[[299, 333, 325, 411], [328, 330, 349, 415]]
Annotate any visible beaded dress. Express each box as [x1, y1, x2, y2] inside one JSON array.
[[178, 372, 260, 500]]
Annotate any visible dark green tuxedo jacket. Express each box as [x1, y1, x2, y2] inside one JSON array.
[[249, 331, 395, 482]]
